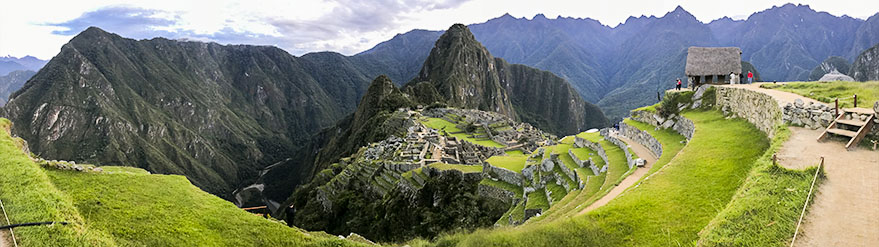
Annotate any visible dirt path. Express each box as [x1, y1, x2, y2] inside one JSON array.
[[724, 84, 879, 246], [577, 134, 659, 215], [718, 83, 820, 107], [775, 127, 879, 246]]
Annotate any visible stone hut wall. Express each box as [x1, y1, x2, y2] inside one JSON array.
[[715, 87, 782, 138]]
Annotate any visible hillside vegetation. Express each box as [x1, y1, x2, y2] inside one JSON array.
[[0, 118, 363, 247]]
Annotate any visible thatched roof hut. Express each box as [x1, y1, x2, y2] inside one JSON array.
[[685, 47, 742, 76]]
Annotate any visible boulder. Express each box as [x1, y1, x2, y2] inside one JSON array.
[[874, 101, 878, 114], [692, 85, 709, 100], [794, 98, 804, 107]]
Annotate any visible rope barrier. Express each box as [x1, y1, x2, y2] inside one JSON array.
[[790, 156, 823, 247], [0, 198, 18, 247]]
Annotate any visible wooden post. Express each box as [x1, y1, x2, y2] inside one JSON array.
[[854, 94, 857, 108], [835, 98, 839, 117], [657, 92, 661, 101], [772, 154, 777, 166]]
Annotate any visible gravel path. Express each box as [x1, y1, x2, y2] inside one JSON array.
[[0, 230, 9, 247], [577, 134, 659, 215]]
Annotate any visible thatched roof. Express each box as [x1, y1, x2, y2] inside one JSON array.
[[685, 47, 742, 76]]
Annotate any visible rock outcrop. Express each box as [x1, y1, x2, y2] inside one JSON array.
[[810, 56, 852, 81], [850, 43, 879, 81]]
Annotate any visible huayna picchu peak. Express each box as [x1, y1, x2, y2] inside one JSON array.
[[405, 24, 608, 135]]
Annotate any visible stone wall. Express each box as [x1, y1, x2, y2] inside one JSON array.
[[478, 183, 517, 204], [552, 154, 581, 188], [600, 129, 636, 169], [573, 136, 605, 175], [618, 122, 662, 158], [782, 99, 835, 130], [630, 110, 694, 140], [715, 87, 783, 138], [482, 162, 524, 186]]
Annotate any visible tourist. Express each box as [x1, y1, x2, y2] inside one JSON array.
[[729, 72, 737, 84], [747, 71, 753, 84], [675, 78, 682, 90]]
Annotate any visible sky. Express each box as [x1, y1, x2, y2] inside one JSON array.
[[2, 0, 877, 60]]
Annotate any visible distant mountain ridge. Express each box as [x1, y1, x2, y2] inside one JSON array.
[[0, 55, 47, 76], [356, 4, 879, 119]]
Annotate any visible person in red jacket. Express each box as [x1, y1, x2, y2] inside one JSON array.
[[747, 71, 753, 84], [675, 78, 682, 90]]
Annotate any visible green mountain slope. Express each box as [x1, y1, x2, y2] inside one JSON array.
[[0, 27, 369, 199], [0, 118, 365, 247]]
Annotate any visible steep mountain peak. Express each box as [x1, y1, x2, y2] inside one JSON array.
[[663, 5, 697, 21], [533, 13, 548, 20]]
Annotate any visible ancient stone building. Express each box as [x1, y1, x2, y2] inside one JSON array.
[[685, 47, 743, 87]]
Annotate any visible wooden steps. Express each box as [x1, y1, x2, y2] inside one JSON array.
[[818, 108, 876, 150]]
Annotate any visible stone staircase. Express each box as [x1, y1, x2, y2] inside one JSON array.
[[818, 108, 876, 150]]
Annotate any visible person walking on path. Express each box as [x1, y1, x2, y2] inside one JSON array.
[[675, 78, 682, 90], [747, 71, 753, 84]]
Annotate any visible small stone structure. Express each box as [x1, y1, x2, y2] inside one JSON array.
[[818, 69, 855, 82], [782, 99, 835, 130]]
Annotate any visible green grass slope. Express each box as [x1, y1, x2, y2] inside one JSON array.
[[410, 110, 770, 246], [697, 126, 823, 246], [0, 118, 364, 247]]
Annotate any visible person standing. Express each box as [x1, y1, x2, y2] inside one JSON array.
[[747, 71, 753, 84], [675, 78, 682, 90], [729, 72, 737, 84]]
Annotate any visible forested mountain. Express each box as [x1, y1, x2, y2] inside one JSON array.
[[0, 27, 375, 198]]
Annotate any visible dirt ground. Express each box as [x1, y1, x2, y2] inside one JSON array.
[[776, 127, 879, 246], [578, 134, 659, 215], [718, 83, 821, 107], [0, 229, 10, 247]]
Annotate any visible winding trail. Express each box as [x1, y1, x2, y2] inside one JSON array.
[[722, 83, 879, 246], [577, 134, 659, 215]]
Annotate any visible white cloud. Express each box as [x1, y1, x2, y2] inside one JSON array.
[[1, 0, 877, 60]]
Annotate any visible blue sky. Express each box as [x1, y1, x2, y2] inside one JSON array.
[[2, 0, 877, 60]]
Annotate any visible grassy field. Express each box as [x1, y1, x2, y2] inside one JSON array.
[[761, 81, 879, 108], [697, 126, 822, 246], [485, 155, 528, 173], [421, 117, 505, 148], [409, 110, 770, 246], [0, 118, 363, 247]]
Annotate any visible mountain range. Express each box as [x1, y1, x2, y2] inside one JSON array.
[[1, 3, 876, 204], [0, 55, 47, 76], [358, 4, 879, 119]]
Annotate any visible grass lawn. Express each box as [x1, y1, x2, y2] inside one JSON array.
[[569, 147, 596, 162], [485, 155, 528, 173], [505, 150, 525, 156], [761, 81, 879, 108], [428, 162, 483, 173], [421, 118, 505, 148], [412, 110, 770, 246], [525, 188, 550, 210], [0, 118, 362, 247]]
